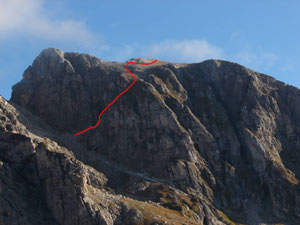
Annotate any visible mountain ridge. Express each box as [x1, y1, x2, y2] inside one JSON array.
[[1, 48, 300, 225]]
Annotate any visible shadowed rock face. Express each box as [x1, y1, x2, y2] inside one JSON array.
[[1, 47, 299, 224]]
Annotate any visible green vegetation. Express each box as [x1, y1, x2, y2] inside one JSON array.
[[122, 197, 200, 225]]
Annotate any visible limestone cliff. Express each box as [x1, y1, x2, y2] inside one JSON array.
[[1, 48, 299, 224]]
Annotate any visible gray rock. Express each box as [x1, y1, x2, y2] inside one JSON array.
[[0, 48, 299, 224]]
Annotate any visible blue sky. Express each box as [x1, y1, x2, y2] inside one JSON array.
[[0, 0, 299, 99]]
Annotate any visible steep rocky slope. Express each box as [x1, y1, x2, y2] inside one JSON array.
[[1, 48, 299, 224]]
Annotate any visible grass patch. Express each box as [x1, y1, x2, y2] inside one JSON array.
[[122, 197, 199, 225], [216, 209, 243, 225]]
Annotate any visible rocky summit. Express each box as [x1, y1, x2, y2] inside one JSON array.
[[1, 48, 300, 225]]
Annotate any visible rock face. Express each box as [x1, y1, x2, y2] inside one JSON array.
[[0, 47, 299, 224]]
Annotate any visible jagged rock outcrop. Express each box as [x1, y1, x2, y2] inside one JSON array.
[[1, 47, 299, 224]]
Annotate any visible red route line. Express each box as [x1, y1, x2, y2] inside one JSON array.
[[74, 59, 158, 136]]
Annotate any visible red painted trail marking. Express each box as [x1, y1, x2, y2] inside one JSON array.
[[74, 59, 158, 136]]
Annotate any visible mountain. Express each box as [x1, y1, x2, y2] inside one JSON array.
[[1, 48, 300, 225]]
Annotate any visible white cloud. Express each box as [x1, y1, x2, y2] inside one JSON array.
[[107, 40, 223, 63], [107, 44, 135, 62], [280, 64, 295, 72], [0, 0, 95, 45], [144, 40, 223, 63], [233, 50, 278, 71]]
